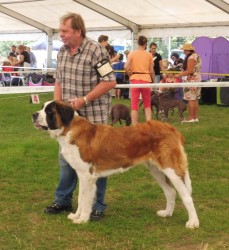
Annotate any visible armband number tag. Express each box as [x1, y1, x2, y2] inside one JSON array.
[[94, 59, 113, 77]]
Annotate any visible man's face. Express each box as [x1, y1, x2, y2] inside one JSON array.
[[100, 40, 108, 47], [59, 18, 81, 46], [150, 46, 157, 55]]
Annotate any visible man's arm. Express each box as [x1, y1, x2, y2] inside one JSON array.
[[159, 59, 165, 73], [54, 82, 62, 101], [69, 80, 116, 110], [150, 63, 155, 83]]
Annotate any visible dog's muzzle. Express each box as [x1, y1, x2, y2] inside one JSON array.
[[32, 112, 48, 130]]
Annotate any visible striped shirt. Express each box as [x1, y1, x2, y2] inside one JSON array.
[[55, 37, 116, 124]]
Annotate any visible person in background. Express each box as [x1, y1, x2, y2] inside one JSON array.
[[149, 42, 164, 83], [7, 45, 19, 70], [122, 50, 130, 99], [45, 13, 116, 221], [170, 52, 184, 71], [98, 34, 109, 47], [12, 45, 31, 68], [124, 50, 130, 60], [1, 60, 12, 72], [98, 35, 120, 63], [124, 35, 155, 125], [26, 47, 37, 68], [8, 45, 18, 61], [105, 44, 117, 62], [112, 53, 125, 99], [176, 43, 201, 123], [159, 67, 182, 99]]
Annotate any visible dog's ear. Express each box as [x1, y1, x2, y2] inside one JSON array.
[[55, 102, 75, 126]]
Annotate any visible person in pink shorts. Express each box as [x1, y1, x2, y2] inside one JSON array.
[[124, 36, 155, 125]]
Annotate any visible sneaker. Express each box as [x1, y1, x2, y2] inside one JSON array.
[[182, 119, 195, 123], [194, 118, 199, 122], [90, 209, 104, 221], [44, 202, 72, 214]]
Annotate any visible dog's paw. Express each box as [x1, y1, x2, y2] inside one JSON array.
[[157, 210, 173, 217], [185, 218, 200, 229], [67, 212, 78, 221], [72, 217, 89, 224]]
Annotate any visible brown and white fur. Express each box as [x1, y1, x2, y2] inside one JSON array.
[[32, 101, 199, 229]]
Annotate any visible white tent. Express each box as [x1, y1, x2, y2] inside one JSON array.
[[0, 0, 228, 35], [0, 0, 229, 65]]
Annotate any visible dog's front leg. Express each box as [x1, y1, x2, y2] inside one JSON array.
[[68, 175, 97, 224], [67, 175, 84, 221]]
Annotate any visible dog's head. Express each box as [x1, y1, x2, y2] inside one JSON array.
[[32, 101, 75, 132]]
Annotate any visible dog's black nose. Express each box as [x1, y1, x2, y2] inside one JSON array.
[[32, 112, 38, 121]]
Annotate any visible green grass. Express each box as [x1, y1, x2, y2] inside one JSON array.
[[0, 93, 229, 250]]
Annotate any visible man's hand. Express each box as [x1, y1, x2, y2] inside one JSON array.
[[69, 97, 85, 110]]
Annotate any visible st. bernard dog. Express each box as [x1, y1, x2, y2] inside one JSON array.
[[32, 100, 199, 229]]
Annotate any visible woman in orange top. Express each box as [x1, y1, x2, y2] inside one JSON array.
[[124, 36, 155, 125]]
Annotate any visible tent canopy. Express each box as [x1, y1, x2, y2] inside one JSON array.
[[0, 0, 229, 39]]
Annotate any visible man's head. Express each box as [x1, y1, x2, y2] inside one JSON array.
[[59, 13, 86, 46], [98, 35, 109, 47], [11, 45, 16, 52], [150, 42, 157, 55]]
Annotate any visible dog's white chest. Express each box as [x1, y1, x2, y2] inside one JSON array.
[[57, 133, 91, 175]]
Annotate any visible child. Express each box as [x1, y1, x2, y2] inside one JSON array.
[[159, 68, 182, 100]]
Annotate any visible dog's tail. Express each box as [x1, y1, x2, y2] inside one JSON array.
[[177, 134, 192, 195]]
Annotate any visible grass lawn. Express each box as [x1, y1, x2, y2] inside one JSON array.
[[0, 92, 228, 250]]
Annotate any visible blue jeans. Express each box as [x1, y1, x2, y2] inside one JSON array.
[[55, 153, 107, 213]]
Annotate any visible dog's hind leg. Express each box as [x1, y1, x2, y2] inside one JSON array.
[[184, 170, 192, 195], [68, 175, 97, 224], [146, 163, 176, 217], [162, 168, 199, 229]]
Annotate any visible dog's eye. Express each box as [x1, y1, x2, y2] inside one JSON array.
[[46, 110, 53, 115]]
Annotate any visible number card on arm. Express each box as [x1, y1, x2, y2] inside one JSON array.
[[94, 59, 113, 77]]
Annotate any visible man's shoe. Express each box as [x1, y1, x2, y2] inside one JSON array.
[[44, 202, 72, 214], [90, 209, 104, 221]]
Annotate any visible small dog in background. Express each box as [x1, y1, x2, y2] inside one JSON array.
[[158, 92, 187, 122], [110, 104, 131, 126], [139, 91, 160, 119], [139, 91, 186, 121]]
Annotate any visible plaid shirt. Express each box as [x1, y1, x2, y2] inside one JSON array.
[[55, 37, 116, 124]]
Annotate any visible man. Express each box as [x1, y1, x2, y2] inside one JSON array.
[[44, 13, 116, 221], [149, 42, 164, 83], [8, 45, 17, 59], [7, 45, 18, 66], [98, 34, 120, 63], [98, 34, 109, 47]]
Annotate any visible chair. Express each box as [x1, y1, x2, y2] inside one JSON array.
[[10, 74, 26, 86], [0, 72, 11, 86]]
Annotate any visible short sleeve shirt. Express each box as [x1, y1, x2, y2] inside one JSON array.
[[128, 50, 153, 82], [54, 37, 116, 124]]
